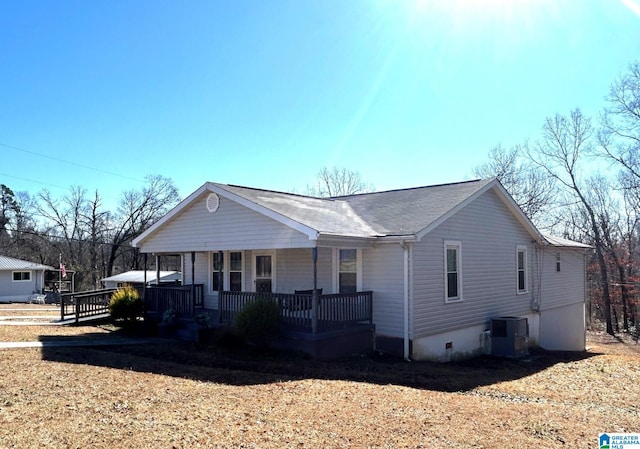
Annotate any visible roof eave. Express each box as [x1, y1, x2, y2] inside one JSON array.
[[132, 182, 322, 248]]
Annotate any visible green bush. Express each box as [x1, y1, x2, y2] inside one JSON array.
[[234, 296, 281, 346], [108, 285, 143, 323]]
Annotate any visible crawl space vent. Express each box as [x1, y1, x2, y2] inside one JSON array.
[[206, 193, 220, 213]]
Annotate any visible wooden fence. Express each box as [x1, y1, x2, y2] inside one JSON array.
[[219, 291, 373, 333], [144, 284, 204, 318]]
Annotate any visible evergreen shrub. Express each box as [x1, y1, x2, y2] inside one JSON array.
[[108, 285, 143, 322], [234, 296, 281, 346]]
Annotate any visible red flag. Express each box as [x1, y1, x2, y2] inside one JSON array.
[[60, 263, 67, 278]]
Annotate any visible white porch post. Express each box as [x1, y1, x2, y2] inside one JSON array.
[[312, 247, 318, 334], [143, 253, 148, 304], [155, 255, 160, 287]]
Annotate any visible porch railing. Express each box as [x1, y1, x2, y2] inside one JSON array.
[[144, 284, 204, 318], [219, 291, 373, 333], [60, 289, 116, 324]]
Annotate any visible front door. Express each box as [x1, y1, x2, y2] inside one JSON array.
[[254, 253, 274, 293]]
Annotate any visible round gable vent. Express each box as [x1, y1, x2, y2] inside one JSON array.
[[206, 193, 220, 213]]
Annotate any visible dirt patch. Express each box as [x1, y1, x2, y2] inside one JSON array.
[[0, 324, 638, 448]]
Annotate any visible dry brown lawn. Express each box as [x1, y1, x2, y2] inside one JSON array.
[[0, 305, 638, 448]]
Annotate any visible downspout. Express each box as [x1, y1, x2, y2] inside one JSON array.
[[401, 241, 411, 361], [532, 242, 543, 312]]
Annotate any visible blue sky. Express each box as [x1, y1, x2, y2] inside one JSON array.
[[1, 0, 639, 208]]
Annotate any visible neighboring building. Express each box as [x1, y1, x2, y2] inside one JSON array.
[[101, 270, 182, 289], [0, 255, 54, 303], [132, 178, 591, 361]]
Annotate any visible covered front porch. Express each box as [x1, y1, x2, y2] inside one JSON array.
[[143, 286, 373, 335], [142, 241, 376, 333], [143, 285, 375, 358]]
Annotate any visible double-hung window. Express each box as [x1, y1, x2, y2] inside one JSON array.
[[229, 251, 243, 291], [339, 249, 358, 293], [212, 252, 224, 291], [517, 245, 528, 294], [444, 241, 462, 302], [211, 251, 243, 292]]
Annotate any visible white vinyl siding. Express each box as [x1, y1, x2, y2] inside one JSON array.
[[275, 248, 332, 294], [412, 189, 534, 340], [539, 247, 586, 311], [363, 244, 405, 338], [138, 194, 314, 253]]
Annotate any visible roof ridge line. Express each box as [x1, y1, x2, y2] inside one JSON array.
[[330, 178, 489, 199]]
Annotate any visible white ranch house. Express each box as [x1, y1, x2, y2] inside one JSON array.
[[132, 178, 590, 361], [0, 255, 54, 303]]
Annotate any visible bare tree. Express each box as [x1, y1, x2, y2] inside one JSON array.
[[37, 186, 94, 286], [588, 176, 638, 332], [473, 144, 557, 227], [599, 60, 640, 191], [83, 191, 109, 289], [105, 175, 180, 276], [528, 109, 615, 335], [307, 167, 374, 197]]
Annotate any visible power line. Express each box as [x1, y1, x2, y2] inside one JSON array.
[[0, 142, 146, 184], [0, 172, 69, 190]]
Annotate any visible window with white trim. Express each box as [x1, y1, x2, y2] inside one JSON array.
[[12, 271, 31, 282], [444, 241, 462, 302], [229, 251, 243, 291], [211, 251, 243, 292], [555, 252, 561, 272], [338, 249, 358, 293], [517, 245, 528, 293], [212, 252, 223, 291]]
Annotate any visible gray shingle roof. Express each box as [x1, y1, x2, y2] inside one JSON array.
[[215, 178, 496, 238], [0, 255, 55, 271], [337, 178, 496, 236]]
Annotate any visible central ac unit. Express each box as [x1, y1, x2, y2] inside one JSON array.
[[490, 317, 529, 358]]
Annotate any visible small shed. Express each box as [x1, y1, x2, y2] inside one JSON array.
[[101, 270, 182, 289]]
